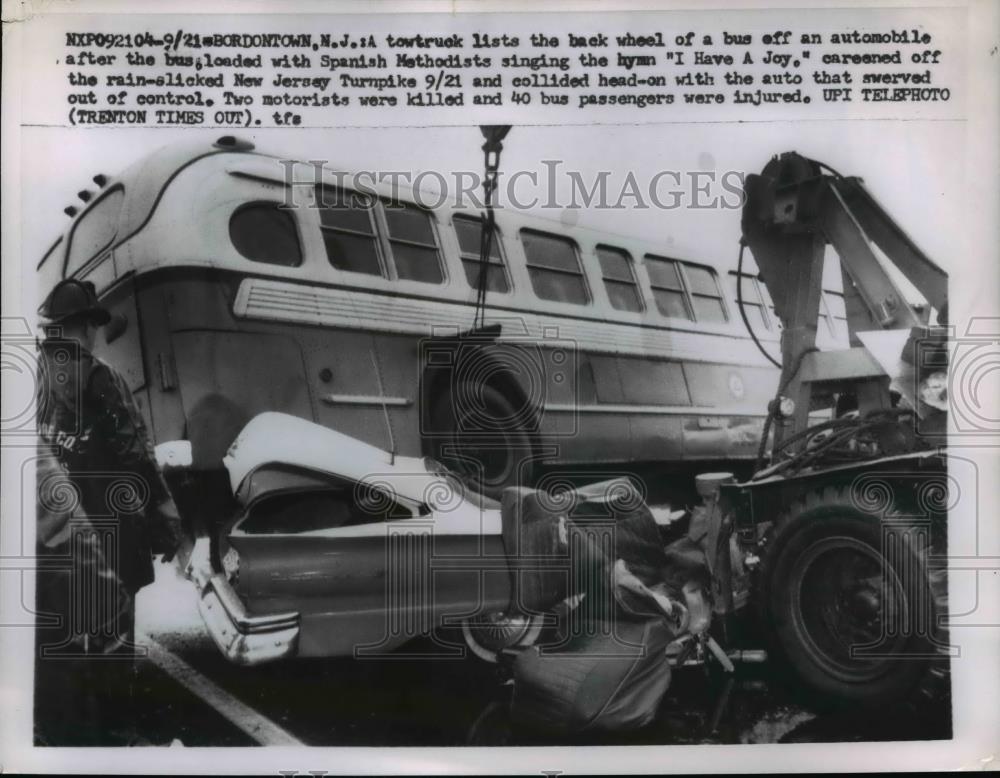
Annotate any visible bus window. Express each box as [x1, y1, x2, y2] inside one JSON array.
[[596, 245, 643, 313], [454, 215, 509, 293], [229, 202, 303, 267], [65, 187, 124, 277], [683, 263, 728, 323], [382, 202, 444, 284], [521, 229, 590, 305], [728, 271, 771, 330], [644, 255, 692, 320], [318, 187, 383, 276], [760, 282, 783, 330]]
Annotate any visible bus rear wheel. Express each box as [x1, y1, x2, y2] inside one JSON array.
[[428, 382, 536, 499]]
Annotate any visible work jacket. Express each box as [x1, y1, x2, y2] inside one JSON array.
[[37, 337, 181, 593]]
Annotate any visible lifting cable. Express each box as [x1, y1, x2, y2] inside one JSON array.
[[473, 125, 511, 332], [736, 239, 782, 370], [807, 156, 845, 180]]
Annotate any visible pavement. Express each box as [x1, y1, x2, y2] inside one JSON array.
[[130, 556, 951, 747]]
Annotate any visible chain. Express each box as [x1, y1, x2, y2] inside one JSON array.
[[473, 125, 511, 331]]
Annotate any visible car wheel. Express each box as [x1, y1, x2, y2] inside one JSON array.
[[461, 610, 544, 663]]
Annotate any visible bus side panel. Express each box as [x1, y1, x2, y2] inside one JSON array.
[[489, 341, 629, 463], [121, 268, 780, 480], [681, 416, 765, 459], [678, 362, 774, 459], [303, 329, 423, 457], [545, 354, 631, 464], [617, 357, 691, 407], [629, 414, 685, 462], [93, 274, 184, 450], [135, 271, 236, 453], [171, 330, 313, 469], [683, 362, 778, 410], [91, 276, 161, 455], [367, 333, 423, 456]]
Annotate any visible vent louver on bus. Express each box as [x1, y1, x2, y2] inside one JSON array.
[[230, 277, 779, 371]]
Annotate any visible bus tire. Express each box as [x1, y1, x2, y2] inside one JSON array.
[[759, 486, 949, 708], [428, 382, 536, 499]]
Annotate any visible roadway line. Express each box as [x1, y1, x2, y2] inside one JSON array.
[[139, 632, 305, 746]]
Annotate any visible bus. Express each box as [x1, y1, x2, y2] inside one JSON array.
[[37, 134, 850, 525]]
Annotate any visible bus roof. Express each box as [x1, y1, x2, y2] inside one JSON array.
[[33, 135, 862, 359], [38, 136, 261, 276], [40, 134, 717, 279]]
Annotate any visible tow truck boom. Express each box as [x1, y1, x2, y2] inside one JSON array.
[[741, 152, 949, 453]]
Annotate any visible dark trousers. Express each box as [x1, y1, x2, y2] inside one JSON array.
[[34, 530, 139, 747]]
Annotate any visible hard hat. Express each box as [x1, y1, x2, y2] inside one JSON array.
[[39, 279, 110, 325]]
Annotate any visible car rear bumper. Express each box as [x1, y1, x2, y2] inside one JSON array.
[[197, 573, 300, 665]]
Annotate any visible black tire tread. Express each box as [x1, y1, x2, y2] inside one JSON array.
[[428, 381, 536, 499], [758, 484, 949, 708]]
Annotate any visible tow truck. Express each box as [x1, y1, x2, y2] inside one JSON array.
[[703, 150, 950, 705], [469, 144, 952, 733]]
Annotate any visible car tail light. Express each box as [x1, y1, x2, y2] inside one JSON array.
[[222, 544, 240, 584]]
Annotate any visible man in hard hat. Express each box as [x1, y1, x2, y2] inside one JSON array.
[[35, 278, 184, 745]]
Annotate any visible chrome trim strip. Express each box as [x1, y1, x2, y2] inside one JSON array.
[[209, 575, 299, 634], [320, 393, 412, 407], [196, 574, 300, 665], [543, 403, 767, 417]]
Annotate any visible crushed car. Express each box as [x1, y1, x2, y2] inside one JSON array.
[[180, 411, 729, 734], [182, 411, 571, 665]]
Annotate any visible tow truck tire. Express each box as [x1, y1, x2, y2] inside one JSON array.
[[760, 486, 949, 708], [428, 382, 536, 500]]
